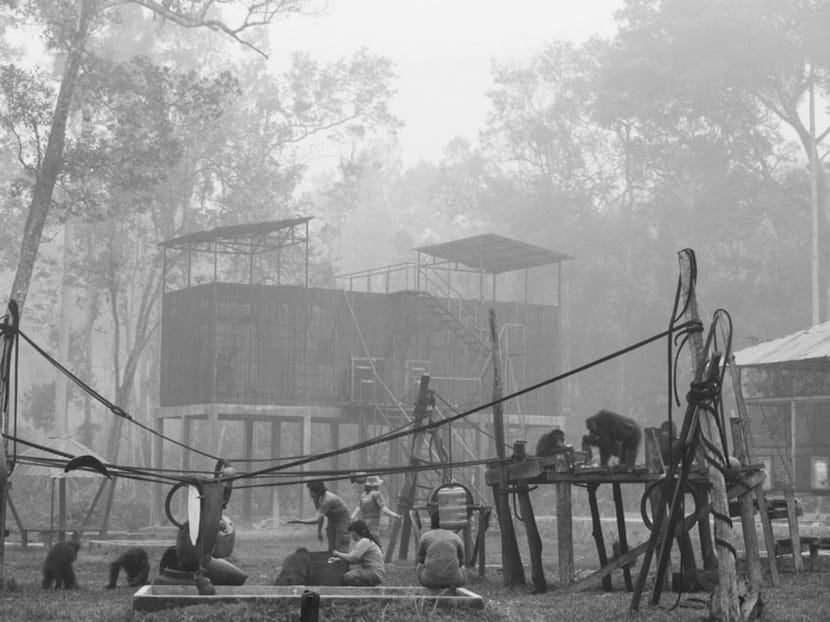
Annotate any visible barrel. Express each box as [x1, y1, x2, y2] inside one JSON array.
[[433, 484, 470, 530], [308, 551, 348, 586]]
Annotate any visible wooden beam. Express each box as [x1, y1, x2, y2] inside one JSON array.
[[612, 482, 633, 591], [587, 483, 612, 591], [560, 540, 650, 595], [556, 480, 574, 585], [489, 309, 525, 587]]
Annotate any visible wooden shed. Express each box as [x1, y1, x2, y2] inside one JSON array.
[[734, 322, 830, 494]]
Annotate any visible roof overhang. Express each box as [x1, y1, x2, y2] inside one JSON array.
[[734, 321, 830, 368], [159, 217, 312, 254], [414, 234, 571, 275]]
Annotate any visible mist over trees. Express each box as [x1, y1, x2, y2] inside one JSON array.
[[0, 0, 827, 472]]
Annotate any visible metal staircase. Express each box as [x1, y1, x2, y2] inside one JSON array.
[[404, 290, 485, 350]]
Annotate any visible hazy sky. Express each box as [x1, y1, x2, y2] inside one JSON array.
[[270, 0, 623, 165]]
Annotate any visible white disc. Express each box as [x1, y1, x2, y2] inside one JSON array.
[[187, 484, 201, 546]]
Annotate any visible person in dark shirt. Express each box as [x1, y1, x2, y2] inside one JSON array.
[[287, 481, 351, 553], [415, 511, 466, 588]]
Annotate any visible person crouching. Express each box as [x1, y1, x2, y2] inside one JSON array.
[[415, 511, 466, 588], [329, 520, 386, 586]]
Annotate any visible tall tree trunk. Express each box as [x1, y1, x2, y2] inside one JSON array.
[[8, 0, 92, 314]]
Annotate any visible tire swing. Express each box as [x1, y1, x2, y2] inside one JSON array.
[[156, 459, 246, 590]]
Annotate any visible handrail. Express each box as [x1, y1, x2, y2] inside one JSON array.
[[336, 262, 487, 348]]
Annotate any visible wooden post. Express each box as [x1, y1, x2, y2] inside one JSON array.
[[151, 414, 164, 526], [489, 309, 525, 587], [389, 375, 432, 562], [785, 486, 803, 572], [476, 507, 490, 577], [58, 476, 67, 541], [514, 442, 546, 593], [739, 490, 763, 590], [100, 477, 117, 537], [729, 362, 780, 586], [693, 484, 717, 571], [556, 480, 574, 584], [680, 252, 740, 622], [271, 421, 281, 526], [588, 483, 612, 591], [242, 419, 253, 524], [612, 482, 633, 591], [0, 301, 18, 575]]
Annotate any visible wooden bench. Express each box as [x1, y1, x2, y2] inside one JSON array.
[[775, 536, 830, 571]]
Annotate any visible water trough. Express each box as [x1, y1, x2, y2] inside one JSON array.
[[132, 584, 485, 613]]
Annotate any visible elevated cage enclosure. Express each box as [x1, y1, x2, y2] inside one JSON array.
[[154, 219, 571, 528]]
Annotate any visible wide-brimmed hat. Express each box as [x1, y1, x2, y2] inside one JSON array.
[[365, 475, 383, 487]]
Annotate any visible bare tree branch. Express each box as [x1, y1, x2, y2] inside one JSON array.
[[124, 0, 320, 58]]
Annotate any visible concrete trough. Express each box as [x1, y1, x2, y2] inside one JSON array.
[[133, 584, 484, 612]]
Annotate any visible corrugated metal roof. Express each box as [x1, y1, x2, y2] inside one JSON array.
[[734, 321, 830, 367], [11, 436, 109, 478], [414, 234, 572, 274], [159, 217, 312, 249]]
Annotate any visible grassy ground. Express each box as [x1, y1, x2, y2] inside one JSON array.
[[0, 524, 828, 622]]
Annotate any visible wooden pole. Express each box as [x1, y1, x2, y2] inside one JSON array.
[[785, 486, 803, 572], [612, 482, 633, 591], [489, 309, 525, 587], [588, 483, 612, 591], [514, 442, 546, 593], [679, 252, 741, 622], [728, 360, 780, 587], [556, 480, 574, 584], [0, 301, 19, 575]]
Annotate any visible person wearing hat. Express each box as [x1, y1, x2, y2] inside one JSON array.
[[350, 474, 401, 538], [287, 481, 352, 553]]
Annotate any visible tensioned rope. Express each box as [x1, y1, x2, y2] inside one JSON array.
[[8, 314, 702, 486], [15, 327, 220, 462], [233, 319, 704, 482], [5, 434, 178, 486]]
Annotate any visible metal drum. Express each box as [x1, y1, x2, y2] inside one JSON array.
[[431, 483, 471, 530]]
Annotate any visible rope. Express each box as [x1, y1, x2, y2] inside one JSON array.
[[233, 320, 704, 482], [16, 327, 220, 462], [8, 309, 700, 490]]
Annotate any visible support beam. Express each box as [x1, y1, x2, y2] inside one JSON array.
[[556, 480, 574, 584], [612, 482, 633, 591], [515, 443, 546, 593], [151, 415, 164, 525], [242, 419, 254, 523], [588, 483, 611, 591], [270, 421, 281, 526]]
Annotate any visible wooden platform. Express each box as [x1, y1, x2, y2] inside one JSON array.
[[132, 584, 484, 612], [88, 539, 174, 552]]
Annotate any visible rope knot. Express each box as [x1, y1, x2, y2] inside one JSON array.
[[687, 378, 719, 404]]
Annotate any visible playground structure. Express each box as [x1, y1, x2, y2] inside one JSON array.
[[152, 217, 570, 524], [485, 250, 775, 620]]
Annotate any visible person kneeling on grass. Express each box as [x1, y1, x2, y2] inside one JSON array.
[[415, 511, 466, 588], [329, 520, 386, 586]]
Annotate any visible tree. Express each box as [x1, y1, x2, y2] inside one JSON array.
[[0, 0, 318, 579], [608, 0, 830, 324], [4, 0, 315, 316]]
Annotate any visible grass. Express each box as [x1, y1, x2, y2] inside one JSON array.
[[0, 523, 828, 622]]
